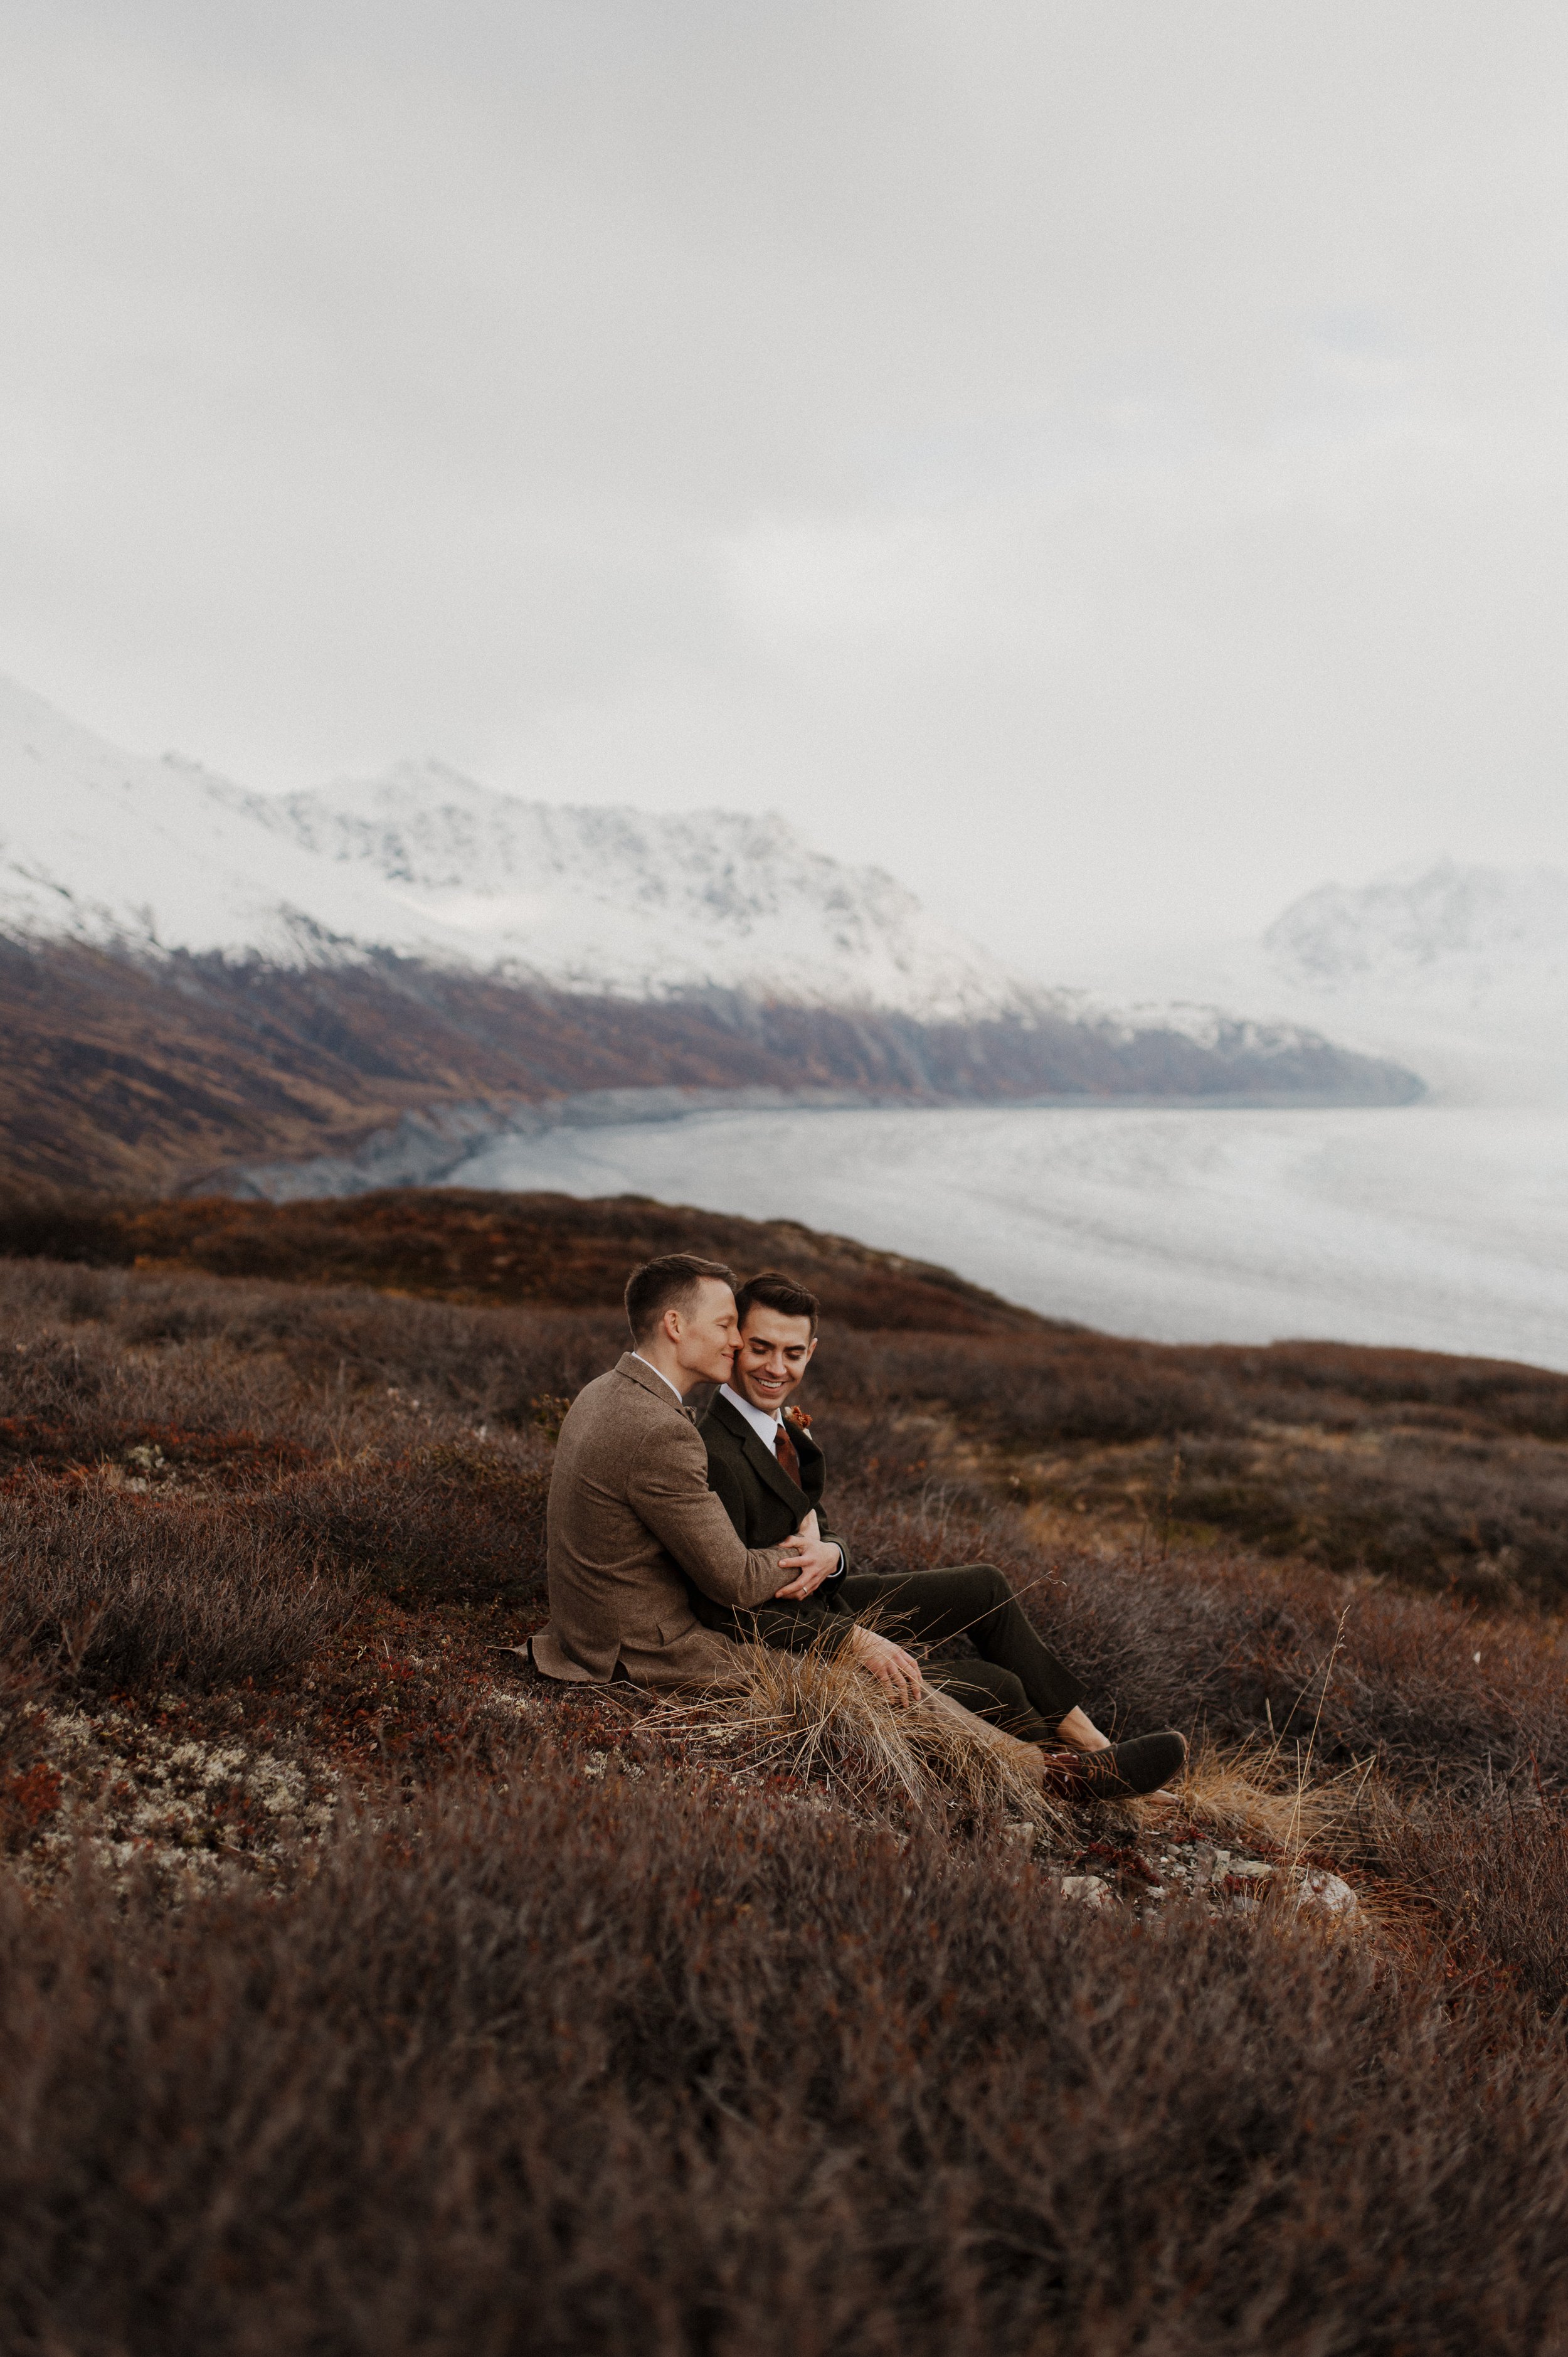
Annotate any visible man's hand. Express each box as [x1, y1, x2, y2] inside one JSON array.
[[773, 1509, 842, 1600], [847, 1623, 923, 1708]]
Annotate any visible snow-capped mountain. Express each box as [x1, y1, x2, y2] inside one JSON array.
[[1264, 859, 1568, 999], [1258, 861, 1568, 1109], [0, 676, 1026, 1021], [0, 678, 409, 968], [245, 761, 1027, 1019]]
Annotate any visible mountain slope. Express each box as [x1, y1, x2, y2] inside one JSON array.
[[0, 678, 400, 966], [0, 932, 1421, 1198], [0, 674, 1423, 1193], [1258, 860, 1568, 1109]]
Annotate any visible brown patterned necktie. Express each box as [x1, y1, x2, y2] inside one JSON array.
[[774, 1420, 802, 1487]]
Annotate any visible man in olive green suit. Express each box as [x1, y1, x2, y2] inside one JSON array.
[[696, 1269, 1187, 1794]]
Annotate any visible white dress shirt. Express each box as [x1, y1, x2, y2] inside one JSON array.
[[718, 1383, 844, 1575], [719, 1381, 788, 1450], [630, 1351, 685, 1403]]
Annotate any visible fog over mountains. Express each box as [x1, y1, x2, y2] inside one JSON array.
[[1086, 859, 1568, 1112], [1266, 860, 1568, 996], [0, 673, 1426, 1194]]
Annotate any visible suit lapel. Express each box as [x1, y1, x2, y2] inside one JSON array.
[[615, 1351, 696, 1422], [713, 1391, 809, 1514]]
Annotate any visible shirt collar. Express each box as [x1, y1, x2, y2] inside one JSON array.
[[630, 1351, 686, 1403], [720, 1381, 783, 1452]]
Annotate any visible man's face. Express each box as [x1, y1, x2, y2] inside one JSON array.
[[732, 1305, 817, 1414], [669, 1279, 742, 1387]]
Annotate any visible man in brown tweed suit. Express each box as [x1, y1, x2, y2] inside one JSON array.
[[532, 1253, 798, 1691]]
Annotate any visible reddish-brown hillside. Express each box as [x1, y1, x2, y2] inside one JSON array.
[[0, 934, 1421, 1195]]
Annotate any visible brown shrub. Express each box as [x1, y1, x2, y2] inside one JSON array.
[[4, 1769, 1568, 2356], [1195, 1338, 1568, 1443], [0, 1255, 622, 1442], [818, 1326, 1234, 1445], [258, 1444, 551, 1607], [0, 1649, 45, 1780], [0, 1481, 356, 1691], [0, 1185, 1041, 1334], [1368, 1786, 1568, 2013], [1051, 1431, 1568, 1608], [1052, 1545, 1568, 1792]]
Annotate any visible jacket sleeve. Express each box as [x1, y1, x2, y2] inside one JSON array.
[[626, 1423, 784, 1607], [697, 1447, 853, 1652], [813, 1496, 850, 1583], [798, 1446, 851, 1582], [705, 1451, 753, 1546]]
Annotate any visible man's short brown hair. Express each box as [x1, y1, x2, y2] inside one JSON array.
[[624, 1253, 736, 1346], [734, 1268, 820, 1338]]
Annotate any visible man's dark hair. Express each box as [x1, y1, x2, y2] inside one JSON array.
[[734, 1268, 820, 1338], [624, 1253, 736, 1346]]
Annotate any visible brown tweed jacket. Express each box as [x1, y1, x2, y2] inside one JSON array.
[[532, 1353, 786, 1689]]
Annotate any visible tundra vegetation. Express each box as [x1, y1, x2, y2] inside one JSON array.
[[2, 1186, 1568, 2356]]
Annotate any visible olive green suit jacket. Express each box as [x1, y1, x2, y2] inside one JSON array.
[[694, 1391, 857, 1656]]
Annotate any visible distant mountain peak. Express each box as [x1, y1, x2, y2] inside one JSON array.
[[1264, 859, 1568, 993]]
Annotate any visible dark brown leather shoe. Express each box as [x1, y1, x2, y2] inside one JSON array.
[[1039, 1728, 1187, 1801]]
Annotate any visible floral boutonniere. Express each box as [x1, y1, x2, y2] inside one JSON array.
[[784, 1405, 813, 1432]]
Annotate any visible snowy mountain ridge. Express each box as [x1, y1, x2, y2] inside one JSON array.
[[246, 759, 1025, 1018], [0, 677, 1028, 1021], [0, 671, 1431, 1134]]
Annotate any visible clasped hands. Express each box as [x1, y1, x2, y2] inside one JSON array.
[[771, 1509, 841, 1600], [773, 1513, 924, 1708]]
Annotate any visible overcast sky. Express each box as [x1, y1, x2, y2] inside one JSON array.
[[3, 1, 1567, 971]]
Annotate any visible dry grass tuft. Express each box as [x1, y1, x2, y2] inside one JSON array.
[[1171, 1735, 1370, 1863], [643, 1631, 1064, 1834], [1360, 1782, 1568, 2011]]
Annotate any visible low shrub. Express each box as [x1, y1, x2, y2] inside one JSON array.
[[1050, 1431, 1568, 1607], [260, 1444, 552, 1607], [820, 1327, 1236, 1445], [0, 1481, 356, 1691], [0, 1256, 622, 1442], [4, 1769, 1568, 2356], [1368, 1785, 1568, 2013], [1198, 1338, 1568, 1443]]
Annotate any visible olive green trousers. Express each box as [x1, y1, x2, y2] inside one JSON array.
[[837, 1562, 1084, 1745]]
